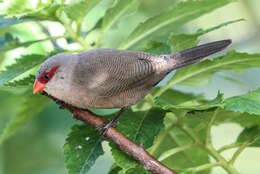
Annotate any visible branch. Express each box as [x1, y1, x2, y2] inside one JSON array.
[[43, 93, 177, 174]]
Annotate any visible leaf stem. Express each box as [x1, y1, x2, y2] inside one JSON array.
[[229, 142, 248, 165], [1, 35, 68, 52], [217, 143, 243, 153], [177, 115, 241, 174], [177, 123, 200, 144], [158, 143, 196, 161], [205, 108, 219, 146], [187, 162, 221, 172], [205, 144, 240, 174], [58, 17, 90, 50]]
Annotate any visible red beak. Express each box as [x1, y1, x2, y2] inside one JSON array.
[[33, 80, 46, 94]]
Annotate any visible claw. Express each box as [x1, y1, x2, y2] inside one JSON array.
[[96, 120, 118, 137], [55, 99, 65, 109]]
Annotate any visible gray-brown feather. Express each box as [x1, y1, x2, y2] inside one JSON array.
[[71, 49, 168, 108]]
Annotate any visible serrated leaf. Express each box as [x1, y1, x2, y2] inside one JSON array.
[[236, 126, 260, 147], [0, 90, 49, 143], [102, 0, 136, 32], [169, 19, 243, 53], [163, 50, 260, 89], [119, 0, 236, 49], [64, 124, 104, 174], [224, 88, 260, 115], [0, 15, 31, 28], [4, 74, 35, 87], [144, 40, 171, 55], [64, 0, 100, 22], [153, 88, 203, 106], [3, 1, 60, 20], [110, 108, 166, 172], [0, 51, 60, 86], [187, 109, 260, 129], [155, 91, 224, 112]]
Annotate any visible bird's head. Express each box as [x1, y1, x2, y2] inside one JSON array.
[[33, 53, 75, 94]]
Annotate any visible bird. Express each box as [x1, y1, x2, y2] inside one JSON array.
[[34, 39, 231, 133]]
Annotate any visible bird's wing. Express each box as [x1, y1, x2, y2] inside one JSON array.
[[75, 49, 156, 97]]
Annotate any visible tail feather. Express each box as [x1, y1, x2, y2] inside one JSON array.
[[170, 39, 231, 69]]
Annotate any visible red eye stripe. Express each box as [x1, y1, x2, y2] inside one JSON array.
[[39, 66, 59, 84]]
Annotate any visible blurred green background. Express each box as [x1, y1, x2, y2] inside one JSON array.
[[0, 0, 260, 174]]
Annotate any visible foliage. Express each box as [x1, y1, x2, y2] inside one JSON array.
[[0, 0, 260, 174]]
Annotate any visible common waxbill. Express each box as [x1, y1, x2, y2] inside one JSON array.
[[34, 40, 231, 130]]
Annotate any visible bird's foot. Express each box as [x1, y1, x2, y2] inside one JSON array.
[[55, 99, 65, 109], [96, 120, 119, 137]]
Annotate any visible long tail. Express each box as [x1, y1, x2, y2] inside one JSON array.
[[170, 39, 231, 69]]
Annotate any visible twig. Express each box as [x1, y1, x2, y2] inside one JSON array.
[[38, 22, 64, 50], [43, 93, 177, 174]]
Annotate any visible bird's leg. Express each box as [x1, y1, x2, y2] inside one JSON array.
[[97, 107, 127, 136]]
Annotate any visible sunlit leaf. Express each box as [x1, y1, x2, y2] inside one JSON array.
[[119, 0, 236, 49], [102, 0, 137, 32], [224, 88, 260, 115], [4, 74, 35, 87], [3, 1, 60, 20], [64, 0, 100, 22], [64, 125, 104, 174], [0, 51, 60, 86]]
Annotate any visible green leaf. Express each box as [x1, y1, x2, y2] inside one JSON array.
[[64, 0, 100, 22], [0, 15, 31, 28], [155, 91, 224, 112], [108, 164, 122, 174], [119, 0, 236, 49], [144, 40, 171, 55], [3, 1, 60, 20], [102, 0, 137, 32], [162, 50, 260, 90], [169, 19, 243, 53], [0, 51, 60, 86], [153, 88, 203, 106], [4, 74, 35, 87], [0, 90, 49, 143], [110, 108, 166, 172], [224, 88, 260, 115], [64, 125, 104, 174], [187, 109, 260, 129], [0, 33, 19, 50], [0, 33, 66, 52], [237, 126, 260, 147]]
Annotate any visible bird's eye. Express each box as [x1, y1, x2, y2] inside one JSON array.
[[44, 73, 50, 81], [39, 66, 59, 84]]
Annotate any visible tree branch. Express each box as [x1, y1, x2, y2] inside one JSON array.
[[43, 93, 177, 174]]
